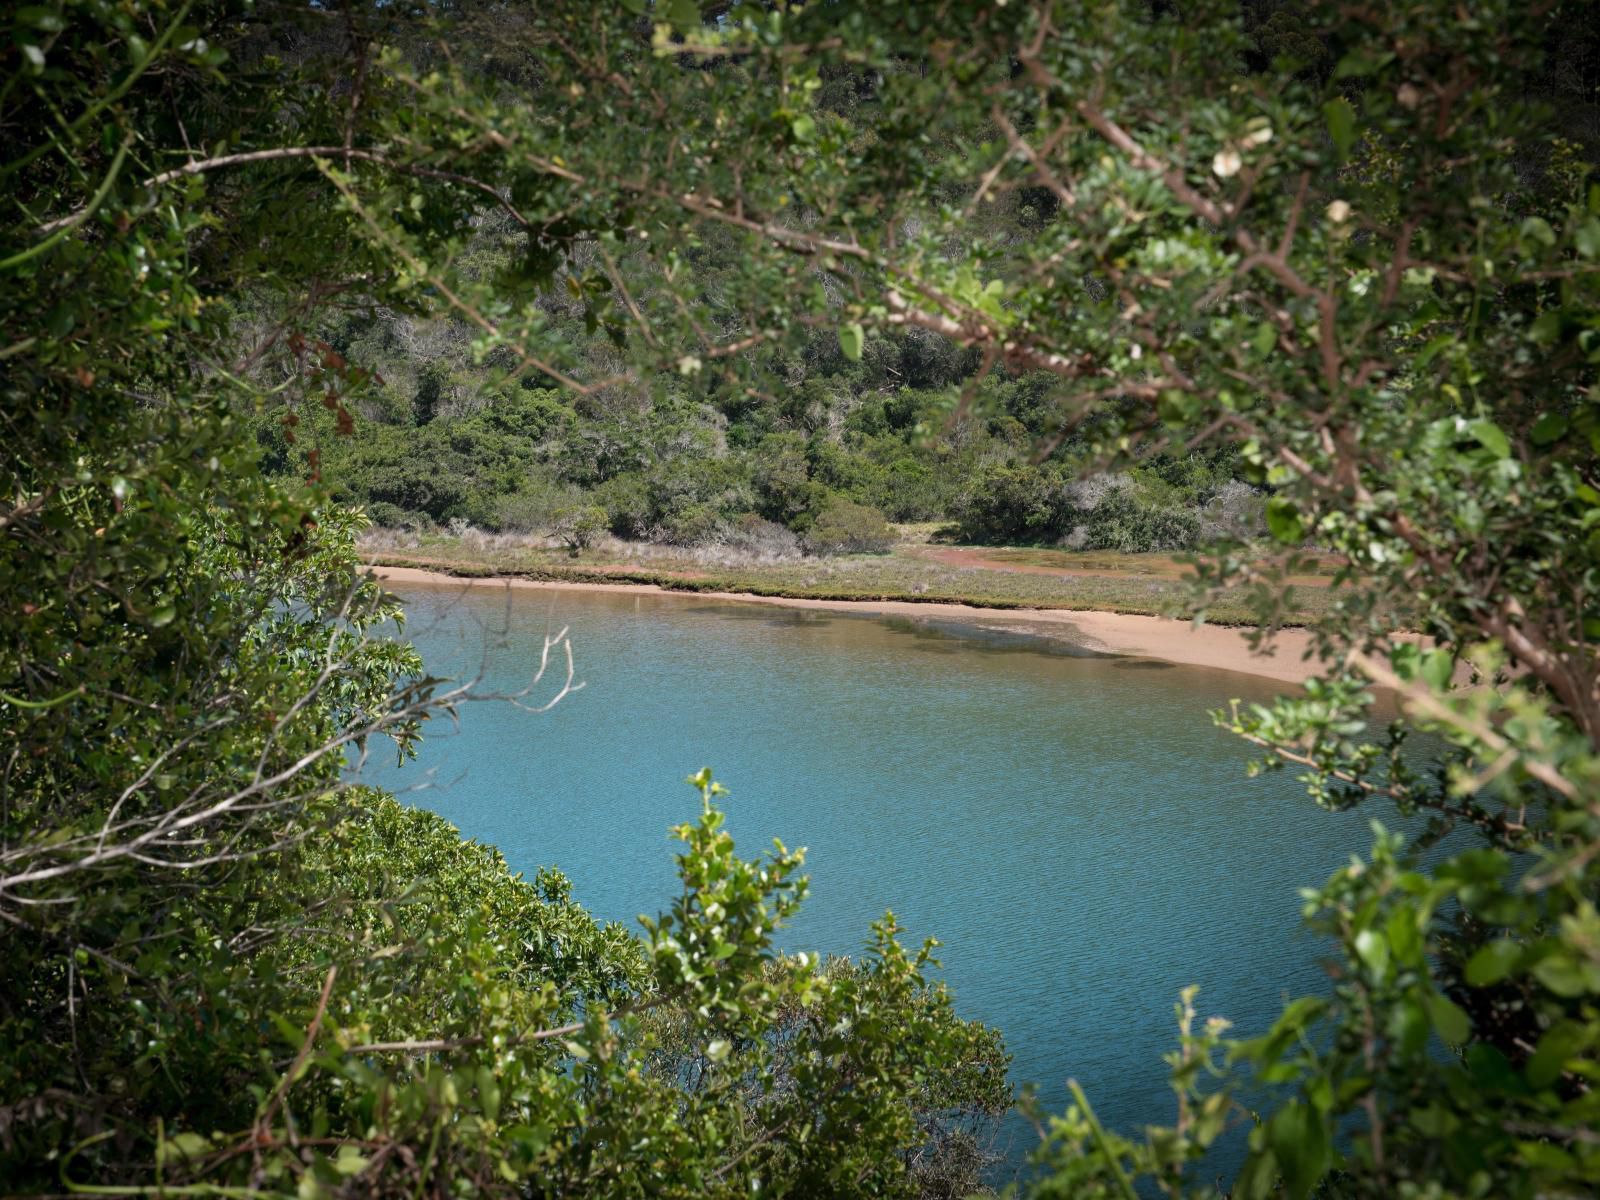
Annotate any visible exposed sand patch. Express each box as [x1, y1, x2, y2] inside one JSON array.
[[368, 564, 1325, 686]]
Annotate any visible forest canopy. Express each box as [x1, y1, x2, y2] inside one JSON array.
[[3, 1, 1599, 1198]]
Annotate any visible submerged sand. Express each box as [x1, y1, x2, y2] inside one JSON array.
[[367, 564, 1325, 686]]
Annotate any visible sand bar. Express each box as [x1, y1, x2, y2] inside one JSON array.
[[368, 564, 1325, 686]]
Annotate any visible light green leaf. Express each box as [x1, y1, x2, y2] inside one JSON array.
[[1425, 992, 1470, 1045], [1354, 929, 1389, 976], [1575, 218, 1600, 259], [1420, 648, 1453, 692], [1465, 939, 1522, 987], [1265, 1102, 1331, 1200], [838, 322, 863, 362], [1519, 216, 1556, 247], [1528, 310, 1562, 345], [1468, 419, 1510, 459]]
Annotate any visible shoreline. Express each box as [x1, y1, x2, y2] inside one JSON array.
[[367, 563, 1325, 686]]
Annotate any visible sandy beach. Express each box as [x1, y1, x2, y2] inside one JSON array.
[[368, 563, 1325, 686]]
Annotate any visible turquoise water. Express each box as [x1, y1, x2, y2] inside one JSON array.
[[368, 581, 1392, 1178]]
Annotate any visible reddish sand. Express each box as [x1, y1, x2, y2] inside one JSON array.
[[907, 544, 1337, 588], [367, 564, 1328, 686]]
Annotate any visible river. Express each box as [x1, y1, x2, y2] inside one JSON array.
[[366, 579, 1398, 1181]]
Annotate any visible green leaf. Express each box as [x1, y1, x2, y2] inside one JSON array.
[[1425, 992, 1470, 1045], [1526, 1021, 1586, 1088], [1468, 419, 1510, 459], [1332, 50, 1393, 79], [1465, 939, 1522, 987], [1420, 648, 1453, 692], [1265, 496, 1305, 544], [1234, 1149, 1279, 1200], [1415, 334, 1454, 368], [1528, 311, 1562, 345], [665, 0, 699, 30], [838, 322, 863, 362], [1387, 908, 1423, 966], [789, 113, 815, 142], [1323, 98, 1357, 159], [1575, 218, 1600, 259], [1253, 322, 1277, 356], [1531, 953, 1594, 998], [1354, 929, 1389, 976], [1265, 1102, 1331, 1200], [156, 1132, 211, 1166], [1530, 412, 1569, 445], [15, 6, 66, 32], [1519, 216, 1556, 246]]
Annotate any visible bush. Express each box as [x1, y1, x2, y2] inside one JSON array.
[[595, 473, 652, 539], [365, 501, 409, 528], [952, 463, 1067, 543], [497, 476, 579, 534], [658, 502, 726, 547], [804, 499, 895, 555], [1060, 474, 1202, 553], [1199, 479, 1266, 543], [723, 513, 802, 558], [550, 504, 608, 552]]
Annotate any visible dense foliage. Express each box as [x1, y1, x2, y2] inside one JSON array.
[[0, 5, 1009, 1196], [4, 1, 1599, 1198]]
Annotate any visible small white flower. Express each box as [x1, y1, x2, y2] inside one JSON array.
[[677, 355, 702, 376], [1129, 343, 1142, 360], [1211, 148, 1242, 178], [1326, 199, 1352, 223], [1241, 124, 1273, 148]]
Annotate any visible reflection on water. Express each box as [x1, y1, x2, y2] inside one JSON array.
[[368, 582, 1409, 1184]]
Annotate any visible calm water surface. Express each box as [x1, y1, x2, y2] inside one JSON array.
[[368, 581, 1388, 1178]]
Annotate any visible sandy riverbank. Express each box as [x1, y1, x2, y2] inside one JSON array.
[[368, 563, 1325, 686]]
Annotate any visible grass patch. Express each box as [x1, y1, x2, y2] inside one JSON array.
[[362, 535, 1338, 626]]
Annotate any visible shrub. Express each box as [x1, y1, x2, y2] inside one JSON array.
[[658, 502, 726, 547], [1058, 474, 1202, 553], [497, 476, 579, 534], [550, 504, 609, 552], [952, 463, 1067, 543], [1199, 479, 1266, 544], [723, 513, 802, 558], [595, 473, 652, 539], [804, 499, 895, 555], [366, 501, 408, 528]]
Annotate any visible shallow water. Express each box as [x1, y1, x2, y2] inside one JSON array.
[[366, 581, 1397, 1180]]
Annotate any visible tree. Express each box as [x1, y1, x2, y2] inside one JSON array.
[[1, 4, 1008, 1196]]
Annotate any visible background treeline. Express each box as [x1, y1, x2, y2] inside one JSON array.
[[246, 88, 1263, 555], [254, 327, 1261, 552]]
